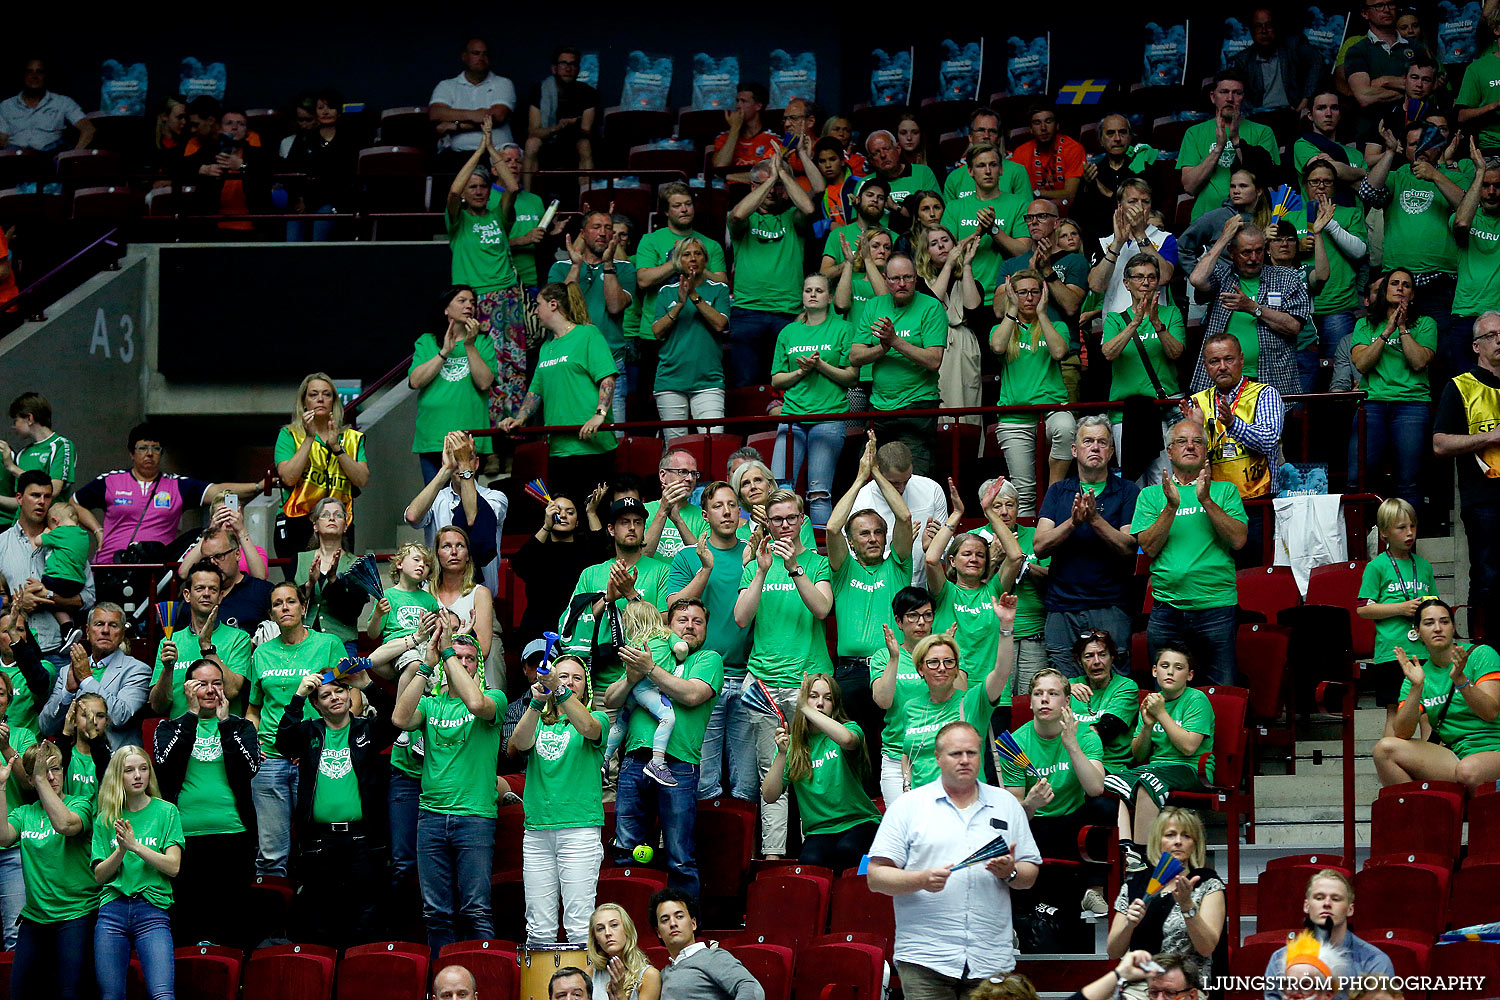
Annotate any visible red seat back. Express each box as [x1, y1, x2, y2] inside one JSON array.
[[1306, 561, 1374, 658], [669, 433, 745, 480], [334, 952, 429, 1000], [596, 875, 659, 941], [1236, 566, 1301, 622], [1467, 791, 1500, 864], [1371, 792, 1462, 859], [745, 875, 828, 947], [791, 942, 884, 1000], [1226, 938, 1284, 1000], [1353, 865, 1447, 937], [1256, 867, 1319, 935], [174, 951, 241, 1000], [1449, 862, 1500, 929], [829, 873, 894, 951], [431, 948, 517, 1000], [1263, 854, 1349, 872], [726, 943, 792, 1000], [243, 951, 334, 1000], [1236, 624, 1291, 724], [1200, 686, 1250, 788], [1430, 941, 1500, 1000], [696, 800, 754, 903]]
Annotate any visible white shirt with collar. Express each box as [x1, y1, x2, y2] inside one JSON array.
[[851, 475, 947, 587], [670, 942, 709, 964], [0, 91, 86, 151], [0, 521, 95, 653], [430, 72, 517, 150], [868, 778, 1041, 978], [1099, 226, 1173, 316]]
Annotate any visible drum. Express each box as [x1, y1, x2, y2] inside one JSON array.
[[517, 944, 589, 1000]]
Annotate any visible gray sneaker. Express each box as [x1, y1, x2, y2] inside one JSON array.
[[644, 759, 678, 787], [1081, 888, 1109, 916]]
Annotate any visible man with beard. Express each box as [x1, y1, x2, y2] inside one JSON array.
[[548, 211, 635, 422], [820, 177, 892, 278], [607, 600, 722, 896], [522, 45, 597, 191], [1262, 870, 1394, 1000], [1179, 69, 1281, 222]]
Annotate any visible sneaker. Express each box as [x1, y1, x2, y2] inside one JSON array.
[[1081, 888, 1109, 916], [1122, 842, 1148, 874], [644, 759, 679, 787], [500, 790, 522, 807]]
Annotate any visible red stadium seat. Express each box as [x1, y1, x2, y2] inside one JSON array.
[[745, 874, 828, 948], [603, 108, 676, 157], [1306, 562, 1375, 660], [696, 798, 754, 910], [174, 946, 242, 1000], [1370, 791, 1462, 860], [726, 943, 792, 1000], [1264, 854, 1350, 872], [1237, 623, 1293, 770], [596, 875, 659, 940], [753, 862, 834, 884], [55, 148, 127, 187], [1226, 936, 1284, 1000], [0, 190, 67, 228], [792, 941, 884, 1000], [726, 385, 777, 419], [436, 943, 518, 1000], [1466, 791, 1500, 864], [0, 148, 52, 189], [1429, 941, 1500, 1000], [1353, 864, 1448, 938], [510, 441, 550, 493], [246, 109, 289, 146], [494, 801, 525, 869], [243, 945, 335, 1000], [1449, 861, 1500, 929], [670, 433, 744, 479], [334, 950, 428, 1000], [600, 866, 668, 888], [676, 109, 728, 149], [1369, 934, 1429, 979], [344, 941, 429, 961], [813, 931, 892, 967], [356, 146, 428, 214], [71, 185, 136, 222], [829, 873, 895, 957], [1256, 866, 1321, 935], [644, 946, 669, 969], [628, 144, 700, 176], [378, 107, 432, 148], [579, 187, 651, 230], [491, 871, 526, 942], [615, 436, 664, 479], [1236, 566, 1300, 623]]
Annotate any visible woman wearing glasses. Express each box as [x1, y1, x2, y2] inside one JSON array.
[[870, 586, 944, 804], [1300, 159, 1369, 368], [1068, 631, 1141, 777]]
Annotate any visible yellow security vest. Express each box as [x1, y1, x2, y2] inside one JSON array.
[[1455, 372, 1500, 478], [1191, 379, 1273, 498], [282, 426, 364, 523]]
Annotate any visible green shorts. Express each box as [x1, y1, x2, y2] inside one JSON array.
[[1102, 763, 1204, 808], [1451, 736, 1500, 760]]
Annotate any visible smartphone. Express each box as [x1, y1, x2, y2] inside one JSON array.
[[223, 493, 239, 511]]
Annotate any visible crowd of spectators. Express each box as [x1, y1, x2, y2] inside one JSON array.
[[9, 7, 1500, 998]]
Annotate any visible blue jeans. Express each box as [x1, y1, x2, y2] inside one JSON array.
[[388, 770, 422, 884], [1350, 400, 1429, 509], [1317, 310, 1355, 360], [419, 451, 444, 486], [698, 677, 759, 801], [1415, 276, 1462, 375], [96, 897, 173, 1000], [772, 421, 846, 527], [614, 756, 701, 897], [611, 355, 628, 425], [285, 205, 336, 242], [728, 308, 794, 388], [14, 913, 94, 999], [1044, 606, 1133, 678], [251, 755, 298, 876], [1148, 604, 1238, 687], [0, 848, 22, 951], [417, 810, 495, 955]]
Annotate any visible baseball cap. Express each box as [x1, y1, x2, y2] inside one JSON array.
[[609, 497, 648, 523], [522, 638, 549, 661]]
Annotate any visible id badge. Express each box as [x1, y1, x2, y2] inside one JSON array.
[[1222, 441, 1238, 459], [1267, 291, 1284, 309]]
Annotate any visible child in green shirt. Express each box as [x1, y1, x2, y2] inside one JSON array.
[[369, 543, 442, 670], [601, 602, 682, 788], [40, 500, 92, 636], [1358, 498, 1438, 735]]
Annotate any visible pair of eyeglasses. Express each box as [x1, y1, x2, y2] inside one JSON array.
[[1079, 629, 1109, 640], [903, 611, 936, 622], [662, 468, 700, 479], [768, 514, 802, 526], [1023, 213, 1058, 222]]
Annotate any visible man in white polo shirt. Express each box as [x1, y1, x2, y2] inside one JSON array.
[[429, 38, 517, 159], [0, 58, 93, 152], [850, 440, 946, 587], [868, 721, 1042, 999]]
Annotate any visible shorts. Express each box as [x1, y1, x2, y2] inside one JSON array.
[[1102, 763, 1203, 809], [1451, 736, 1500, 760], [395, 647, 426, 672], [1371, 660, 1404, 707], [40, 574, 84, 598]]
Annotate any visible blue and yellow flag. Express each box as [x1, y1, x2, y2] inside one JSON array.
[[1057, 79, 1109, 105]]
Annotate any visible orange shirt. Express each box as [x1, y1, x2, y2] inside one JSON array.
[[0, 229, 17, 307], [712, 127, 782, 166], [184, 131, 262, 230], [1009, 136, 1086, 197]]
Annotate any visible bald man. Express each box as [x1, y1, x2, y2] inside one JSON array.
[[433, 965, 478, 1000]]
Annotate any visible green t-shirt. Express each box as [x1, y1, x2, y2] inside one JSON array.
[[623, 641, 723, 764], [1130, 481, 1247, 611], [418, 689, 508, 816], [91, 797, 183, 910], [1455, 208, 1500, 316], [524, 711, 608, 829], [853, 293, 948, 409], [995, 320, 1068, 421], [150, 622, 253, 720], [884, 164, 940, 208], [509, 190, 547, 288], [870, 645, 928, 760], [177, 714, 245, 837], [786, 721, 882, 835], [940, 193, 1029, 303], [1180, 118, 1282, 221], [3, 656, 57, 736], [730, 208, 806, 314], [635, 227, 728, 286], [740, 553, 833, 686], [821, 221, 892, 265], [1351, 315, 1438, 402], [38, 525, 90, 586], [249, 629, 345, 756], [667, 539, 753, 671], [1103, 305, 1184, 399], [1001, 721, 1104, 818], [1399, 643, 1500, 756], [0, 431, 77, 526], [973, 524, 1048, 638], [13, 794, 96, 923], [311, 722, 363, 824], [380, 586, 442, 643], [559, 556, 672, 684], [932, 575, 1011, 706], [1000, 252, 1090, 348], [646, 501, 709, 562], [1226, 275, 1262, 376], [1458, 53, 1500, 150], [942, 159, 1032, 203], [1296, 202, 1367, 316], [446, 200, 517, 293], [1071, 671, 1141, 774], [653, 279, 731, 392], [832, 552, 911, 657], [901, 682, 997, 787], [1291, 138, 1365, 176], [408, 332, 499, 455], [773, 315, 854, 419], [545, 260, 637, 359], [1382, 161, 1475, 276], [528, 324, 620, 459], [1359, 553, 1439, 662], [1146, 686, 1216, 779], [65, 748, 99, 800]]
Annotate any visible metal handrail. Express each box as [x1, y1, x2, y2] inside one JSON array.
[[0, 227, 124, 331], [344, 354, 415, 427]]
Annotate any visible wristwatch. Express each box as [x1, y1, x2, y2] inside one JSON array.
[[987, 222, 1001, 236], [199, 644, 217, 657], [1253, 306, 1264, 319], [595, 407, 608, 417], [1004, 868, 1020, 883], [457, 470, 475, 480], [788, 566, 806, 578], [1180, 904, 1199, 919]]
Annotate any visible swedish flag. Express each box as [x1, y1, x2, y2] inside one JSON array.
[[1057, 79, 1109, 105]]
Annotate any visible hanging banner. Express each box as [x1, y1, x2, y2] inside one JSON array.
[[578, 53, 600, 88], [769, 50, 817, 107], [620, 51, 673, 111], [870, 47, 914, 107], [937, 38, 985, 101], [1142, 22, 1190, 88], [692, 54, 739, 109], [179, 57, 225, 101], [1219, 18, 1255, 67], [100, 60, 147, 117], [1304, 8, 1350, 72], [1437, 1, 1484, 64], [1005, 35, 1049, 98]]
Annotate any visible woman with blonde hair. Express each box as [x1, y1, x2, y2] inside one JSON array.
[[273, 371, 370, 560], [586, 901, 662, 1000], [915, 225, 985, 427], [429, 524, 496, 661], [498, 281, 619, 501], [650, 237, 731, 443], [761, 672, 880, 872], [834, 227, 893, 325], [296, 496, 364, 656], [91, 745, 183, 1000], [512, 652, 606, 945]]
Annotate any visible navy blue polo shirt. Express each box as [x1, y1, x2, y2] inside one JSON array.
[[1036, 475, 1141, 611]]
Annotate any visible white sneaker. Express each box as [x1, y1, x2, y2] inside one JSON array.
[[1081, 888, 1109, 916]]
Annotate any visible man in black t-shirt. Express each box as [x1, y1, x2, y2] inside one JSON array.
[[523, 45, 599, 191], [198, 525, 273, 635], [1433, 310, 1500, 647]]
